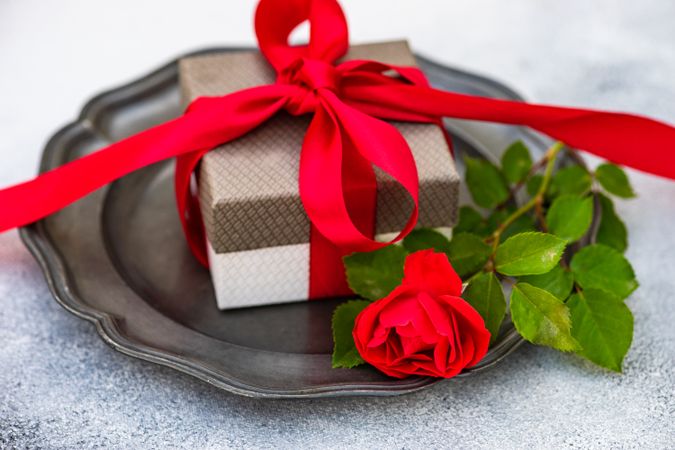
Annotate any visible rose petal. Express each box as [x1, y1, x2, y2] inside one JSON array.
[[380, 296, 438, 344], [393, 352, 433, 365], [459, 332, 475, 369], [385, 334, 403, 362], [353, 300, 382, 348], [411, 359, 444, 377], [395, 322, 419, 338], [418, 291, 454, 336], [442, 295, 490, 367], [367, 324, 390, 348], [378, 295, 417, 328], [447, 309, 462, 367], [365, 340, 387, 361], [439, 363, 464, 379], [401, 250, 463, 296], [433, 337, 449, 373], [391, 360, 426, 375], [400, 334, 431, 356]]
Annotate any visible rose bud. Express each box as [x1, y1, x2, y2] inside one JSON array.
[[353, 249, 490, 378]]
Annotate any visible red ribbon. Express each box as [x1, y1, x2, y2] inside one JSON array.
[[2, 0, 675, 296]]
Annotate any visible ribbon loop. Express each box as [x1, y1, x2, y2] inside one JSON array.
[[255, 0, 348, 73]]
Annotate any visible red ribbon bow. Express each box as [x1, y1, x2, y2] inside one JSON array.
[[2, 0, 675, 296]]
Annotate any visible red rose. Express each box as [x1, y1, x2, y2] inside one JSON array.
[[353, 249, 491, 378]]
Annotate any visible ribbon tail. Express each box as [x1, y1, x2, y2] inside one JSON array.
[[0, 85, 288, 244], [344, 84, 675, 179], [298, 91, 419, 254], [0, 116, 193, 233]]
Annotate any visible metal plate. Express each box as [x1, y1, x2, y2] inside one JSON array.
[[20, 48, 550, 398]]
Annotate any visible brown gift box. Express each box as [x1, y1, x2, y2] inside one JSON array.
[[179, 40, 460, 309]]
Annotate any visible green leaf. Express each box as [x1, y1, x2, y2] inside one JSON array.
[[343, 245, 406, 301], [549, 165, 592, 198], [463, 272, 506, 344], [501, 141, 533, 183], [465, 157, 509, 208], [510, 283, 580, 351], [455, 206, 484, 234], [446, 233, 492, 278], [596, 193, 628, 252], [520, 265, 574, 301], [495, 232, 566, 276], [402, 228, 450, 253], [331, 300, 370, 368], [527, 174, 544, 197], [568, 289, 633, 372], [596, 163, 636, 198], [570, 244, 638, 300], [546, 195, 594, 242]]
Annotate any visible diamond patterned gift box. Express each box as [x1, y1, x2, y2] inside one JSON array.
[[179, 41, 460, 309]]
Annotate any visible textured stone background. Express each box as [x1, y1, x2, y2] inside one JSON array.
[[1, 0, 674, 448]]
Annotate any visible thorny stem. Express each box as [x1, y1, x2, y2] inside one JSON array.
[[567, 147, 590, 173], [534, 199, 548, 232], [487, 141, 565, 256], [496, 157, 548, 210]]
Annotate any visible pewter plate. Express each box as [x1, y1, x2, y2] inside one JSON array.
[[20, 48, 551, 398]]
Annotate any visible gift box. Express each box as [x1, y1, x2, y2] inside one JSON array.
[[179, 41, 460, 309]]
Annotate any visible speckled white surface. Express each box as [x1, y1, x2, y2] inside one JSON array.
[[1, 0, 674, 448]]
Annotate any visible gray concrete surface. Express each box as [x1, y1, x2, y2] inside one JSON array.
[[1, 0, 674, 448]]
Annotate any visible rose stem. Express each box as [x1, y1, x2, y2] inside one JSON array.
[[487, 141, 565, 256]]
